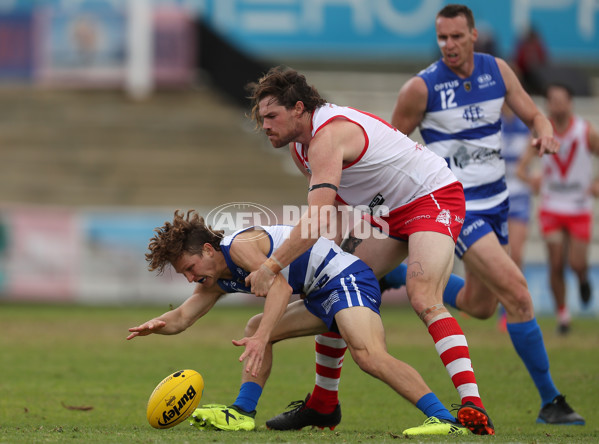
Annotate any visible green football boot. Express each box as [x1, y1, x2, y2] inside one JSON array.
[[402, 416, 471, 436], [190, 404, 256, 431]]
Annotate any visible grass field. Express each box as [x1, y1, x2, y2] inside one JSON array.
[[0, 301, 597, 443]]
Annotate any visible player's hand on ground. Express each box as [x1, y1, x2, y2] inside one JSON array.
[[532, 135, 560, 156], [245, 266, 276, 297], [232, 335, 267, 377], [126, 319, 166, 340]]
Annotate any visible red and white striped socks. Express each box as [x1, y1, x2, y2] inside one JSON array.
[[305, 332, 347, 414], [428, 315, 484, 408], [306, 318, 484, 411]]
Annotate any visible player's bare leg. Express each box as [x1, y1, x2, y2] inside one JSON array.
[[458, 231, 584, 425], [335, 306, 471, 436], [545, 231, 569, 333], [278, 231, 493, 434], [336, 306, 432, 402], [569, 235, 592, 308], [457, 232, 530, 321]]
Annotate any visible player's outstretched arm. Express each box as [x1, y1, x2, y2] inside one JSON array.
[[229, 228, 294, 376], [516, 144, 542, 194], [587, 123, 599, 196], [588, 122, 599, 155], [127, 284, 224, 340], [498, 57, 559, 156], [127, 318, 167, 339], [233, 275, 293, 377], [251, 122, 349, 298]]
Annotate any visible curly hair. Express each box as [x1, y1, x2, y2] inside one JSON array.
[[247, 66, 327, 126], [146, 210, 224, 274]]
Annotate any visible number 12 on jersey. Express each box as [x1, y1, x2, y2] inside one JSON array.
[[440, 89, 457, 109]]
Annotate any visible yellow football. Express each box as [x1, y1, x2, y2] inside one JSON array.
[[146, 369, 204, 429]]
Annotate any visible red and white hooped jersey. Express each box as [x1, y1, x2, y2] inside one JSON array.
[[540, 115, 593, 214], [293, 103, 457, 213]]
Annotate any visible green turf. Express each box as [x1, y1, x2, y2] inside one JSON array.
[[0, 302, 597, 443]]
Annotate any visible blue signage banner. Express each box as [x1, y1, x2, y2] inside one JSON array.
[[183, 0, 599, 63], [0, 1, 597, 72]]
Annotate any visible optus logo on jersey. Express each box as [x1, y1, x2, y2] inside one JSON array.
[[205, 202, 390, 241], [433, 80, 459, 91]]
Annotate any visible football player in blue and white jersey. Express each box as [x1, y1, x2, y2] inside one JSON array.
[[386, 3, 583, 427], [127, 210, 472, 436]]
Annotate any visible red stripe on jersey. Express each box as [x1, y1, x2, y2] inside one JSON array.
[[348, 107, 396, 130], [294, 142, 309, 167], [552, 139, 578, 178], [552, 116, 575, 138], [335, 194, 348, 205], [343, 129, 368, 169], [313, 115, 368, 170]]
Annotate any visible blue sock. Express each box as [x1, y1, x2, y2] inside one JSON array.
[[443, 273, 465, 309], [233, 382, 262, 413], [415, 393, 455, 423], [382, 263, 407, 287], [507, 318, 560, 406]]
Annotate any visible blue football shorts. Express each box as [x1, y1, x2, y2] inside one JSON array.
[[507, 193, 531, 223], [455, 198, 510, 259], [304, 268, 381, 333]]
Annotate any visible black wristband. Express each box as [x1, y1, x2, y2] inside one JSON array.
[[308, 183, 338, 192]]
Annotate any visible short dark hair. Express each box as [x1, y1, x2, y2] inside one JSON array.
[[247, 66, 327, 125], [437, 4, 475, 30], [146, 210, 224, 274], [545, 83, 573, 99]]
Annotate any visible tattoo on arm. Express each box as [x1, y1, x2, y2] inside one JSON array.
[[341, 235, 362, 253]]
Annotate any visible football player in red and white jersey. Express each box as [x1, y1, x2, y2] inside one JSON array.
[[518, 83, 599, 333], [245, 66, 494, 435]]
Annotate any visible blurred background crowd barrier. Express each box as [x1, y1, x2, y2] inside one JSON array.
[[0, 0, 597, 99], [0, 0, 598, 314], [0, 204, 597, 315]]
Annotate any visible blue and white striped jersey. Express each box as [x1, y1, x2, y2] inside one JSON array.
[[217, 225, 370, 296], [417, 53, 507, 211]]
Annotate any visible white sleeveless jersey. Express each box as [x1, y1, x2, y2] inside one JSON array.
[[218, 225, 367, 296], [502, 114, 531, 198], [293, 103, 457, 213], [540, 116, 593, 214], [417, 53, 507, 211]]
